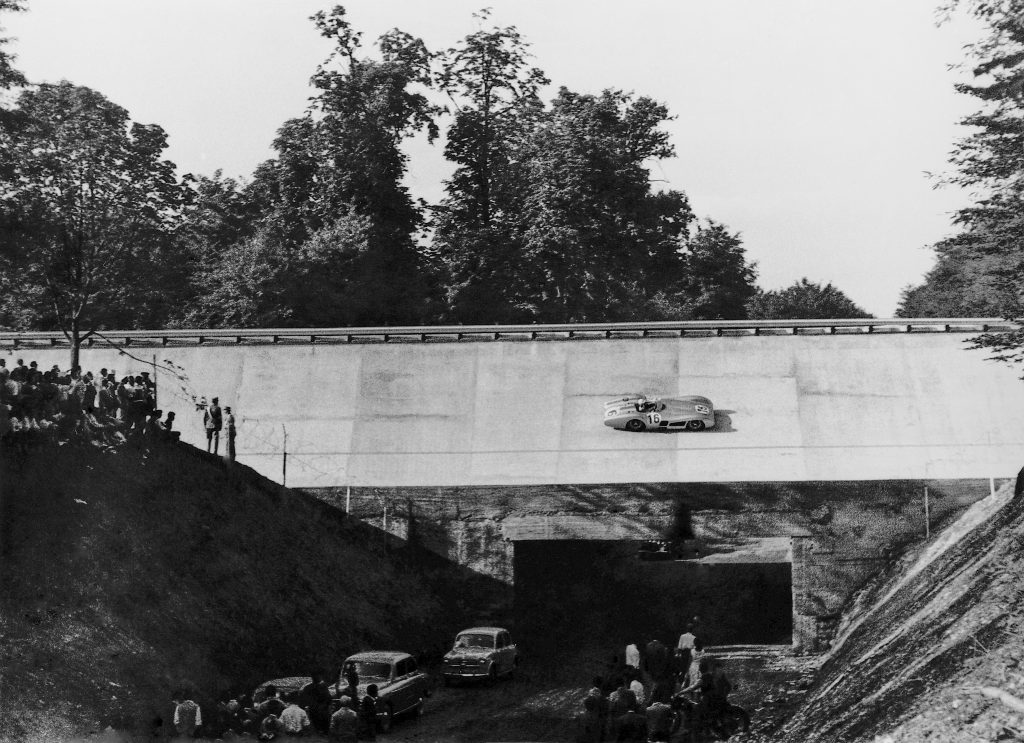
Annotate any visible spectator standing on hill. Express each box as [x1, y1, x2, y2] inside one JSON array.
[[172, 690, 203, 737], [10, 359, 27, 383], [301, 672, 334, 734], [224, 405, 236, 462], [614, 700, 647, 742], [624, 641, 640, 672], [645, 698, 677, 742], [359, 684, 379, 740], [204, 396, 222, 454], [0, 359, 7, 383], [330, 697, 359, 742], [279, 692, 311, 736]]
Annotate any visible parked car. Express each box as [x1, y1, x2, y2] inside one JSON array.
[[442, 626, 519, 685], [340, 651, 430, 732], [604, 394, 715, 432]]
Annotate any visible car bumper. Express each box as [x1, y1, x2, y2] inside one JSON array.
[[443, 667, 492, 678]]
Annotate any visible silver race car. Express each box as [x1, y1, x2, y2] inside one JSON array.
[[604, 394, 715, 432]]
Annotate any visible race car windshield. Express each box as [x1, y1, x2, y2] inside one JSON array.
[[456, 633, 494, 649], [346, 661, 390, 680]]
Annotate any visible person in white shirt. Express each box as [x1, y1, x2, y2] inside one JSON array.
[[629, 677, 646, 707], [279, 694, 311, 735], [625, 642, 640, 671]]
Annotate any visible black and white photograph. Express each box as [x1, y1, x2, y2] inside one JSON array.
[[2, 1, 1024, 741]]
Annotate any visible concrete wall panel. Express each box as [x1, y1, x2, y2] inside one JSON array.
[[10, 332, 1024, 487]]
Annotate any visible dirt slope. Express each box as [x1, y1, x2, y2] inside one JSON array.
[[778, 483, 1024, 742], [0, 440, 506, 743]]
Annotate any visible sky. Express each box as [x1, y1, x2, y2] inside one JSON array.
[[3, 0, 985, 316]]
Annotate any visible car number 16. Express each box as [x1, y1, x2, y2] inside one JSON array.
[[647, 413, 661, 424]]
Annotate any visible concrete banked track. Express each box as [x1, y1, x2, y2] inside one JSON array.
[[5, 319, 1024, 488]]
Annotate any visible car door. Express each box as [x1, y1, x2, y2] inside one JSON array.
[[392, 657, 416, 714], [495, 632, 510, 673]]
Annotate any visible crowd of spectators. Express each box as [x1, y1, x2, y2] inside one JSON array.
[[0, 357, 178, 448], [171, 669, 382, 741], [576, 623, 749, 742]]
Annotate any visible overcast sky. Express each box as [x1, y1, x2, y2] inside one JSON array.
[[4, 1, 984, 316]]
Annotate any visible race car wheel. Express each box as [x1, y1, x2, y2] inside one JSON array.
[[686, 420, 704, 431], [625, 419, 645, 432]]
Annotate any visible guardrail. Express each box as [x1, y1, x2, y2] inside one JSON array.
[[0, 318, 1015, 348]]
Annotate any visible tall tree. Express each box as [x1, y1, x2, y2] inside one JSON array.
[[188, 7, 440, 328], [0, 82, 186, 365], [508, 88, 697, 322], [432, 10, 548, 321], [748, 278, 872, 320], [899, 1, 1024, 319], [0, 0, 24, 91], [901, 1, 1024, 359]]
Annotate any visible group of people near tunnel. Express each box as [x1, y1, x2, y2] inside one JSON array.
[[172, 669, 381, 740], [576, 623, 749, 742], [0, 357, 181, 448]]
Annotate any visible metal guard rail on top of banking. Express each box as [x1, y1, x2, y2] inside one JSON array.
[[0, 319, 1016, 348]]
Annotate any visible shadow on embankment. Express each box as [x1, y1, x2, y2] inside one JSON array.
[[776, 482, 1024, 742], [0, 440, 508, 743]]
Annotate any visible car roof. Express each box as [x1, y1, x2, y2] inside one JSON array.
[[457, 627, 508, 635], [345, 651, 411, 663], [254, 676, 309, 694]]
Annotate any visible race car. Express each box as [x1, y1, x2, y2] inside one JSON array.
[[604, 394, 715, 432]]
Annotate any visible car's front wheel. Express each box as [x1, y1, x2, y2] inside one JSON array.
[[377, 703, 393, 733], [625, 419, 645, 432], [487, 664, 498, 685], [686, 420, 704, 431]]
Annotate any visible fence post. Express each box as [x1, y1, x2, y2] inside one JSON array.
[[282, 424, 288, 487]]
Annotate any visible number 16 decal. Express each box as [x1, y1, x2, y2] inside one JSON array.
[[647, 413, 661, 425]]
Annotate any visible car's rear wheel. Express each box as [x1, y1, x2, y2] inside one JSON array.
[[378, 703, 393, 733], [625, 419, 645, 432], [686, 420, 704, 431]]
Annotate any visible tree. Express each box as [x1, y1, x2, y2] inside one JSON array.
[[0, 0, 25, 91], [748, 278, 872, 320], [0, 82, 186, 365], [667, 220, 758, 320], [899, 1, 1024, 319], [508, 88, 697, 322], [187, 7, 440, 328], [431, 10, 548, 321]]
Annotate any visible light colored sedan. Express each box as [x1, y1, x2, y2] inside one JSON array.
[[340, 651, 431, 731], [442, 627, 519, 685], [604, 394, 715, 432]]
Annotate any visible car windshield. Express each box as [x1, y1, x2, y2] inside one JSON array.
[[456, 633, 494, 649], [345, 661, 391, 680]]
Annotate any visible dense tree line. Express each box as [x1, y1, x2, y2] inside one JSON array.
[[1, 4, 872, 361], [898, 0, 1024, 321]]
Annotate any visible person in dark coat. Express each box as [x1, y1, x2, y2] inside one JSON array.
[[358, 684, 378, 740]]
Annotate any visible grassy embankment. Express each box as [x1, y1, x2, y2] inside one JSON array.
[[0, 439, 506, 743]]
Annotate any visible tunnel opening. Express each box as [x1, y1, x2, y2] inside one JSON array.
[[514, 540, 792, 658]]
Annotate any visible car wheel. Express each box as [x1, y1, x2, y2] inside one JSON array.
[[686, 420, 704, 431], [487, 664, 498, 686], [377, 703, 393, 733], [625, 419, 645, 432], [508, 657, 520, 680]]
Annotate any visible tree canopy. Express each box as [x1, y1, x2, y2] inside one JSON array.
[[0, 5, 776, 340], [0, 82, 187, 365], [898, 0, 1024, 321], [748, 278, 872, 320]]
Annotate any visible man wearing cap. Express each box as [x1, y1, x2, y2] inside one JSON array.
[[204, 397, 223, 454]]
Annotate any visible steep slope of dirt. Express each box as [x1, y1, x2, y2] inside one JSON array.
[[0, 440, 506, 743], [777, 484, 1024, 742]]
